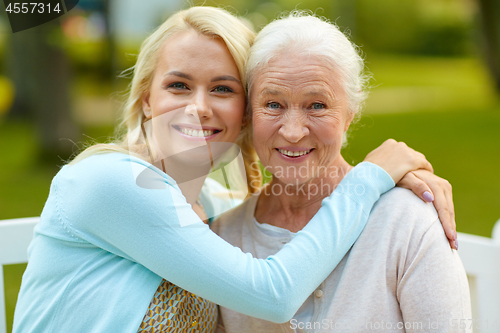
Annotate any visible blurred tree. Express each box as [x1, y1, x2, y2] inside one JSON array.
[[330, 0, 357, 41], [102, 0, 117, 81], [477, 0, 500, 93], [6, 20, 80, 163]]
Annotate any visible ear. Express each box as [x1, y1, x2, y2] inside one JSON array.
[[344, 111, 355, 132], [241, 104, 252, 126], [142, 92, 152, 119], [241, 114, 249, 126]]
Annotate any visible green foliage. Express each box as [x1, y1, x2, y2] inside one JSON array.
[[202, 0, 477, 57], [355, 0, 475, 56]]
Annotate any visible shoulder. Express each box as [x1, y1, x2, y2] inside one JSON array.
[[211, 194, 258, 236], [60, 152, 176, 191], [52, 153, 193, 235], [366, 187, 440, 240], [353, 188, 449, 274], [55, 153, 181, 216]]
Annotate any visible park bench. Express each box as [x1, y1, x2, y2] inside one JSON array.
[[1, 217, 500, 333]]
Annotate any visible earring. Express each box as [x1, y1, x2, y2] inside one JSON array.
[[145, 110, 151, 117]]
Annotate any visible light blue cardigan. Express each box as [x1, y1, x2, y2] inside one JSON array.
[[13, 153, 393, 332]]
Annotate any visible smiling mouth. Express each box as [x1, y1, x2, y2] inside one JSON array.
[[173, 125, 222, 138], [276, 148, 314, 157]]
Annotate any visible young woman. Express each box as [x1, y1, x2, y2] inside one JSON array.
[[13, 6, 455, 333]]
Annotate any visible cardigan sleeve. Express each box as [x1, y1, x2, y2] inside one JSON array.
[[57, 153, 394, 323], [397, 220, 472, 332]]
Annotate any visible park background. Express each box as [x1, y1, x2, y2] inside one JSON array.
[[0, 0, 499, 331]]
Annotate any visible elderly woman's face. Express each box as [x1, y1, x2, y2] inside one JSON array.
[[251, 52, 354, 185]]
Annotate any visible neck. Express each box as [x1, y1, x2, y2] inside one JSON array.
[[255, 156, 352, 232], [177, 176, 207, 205], [154, 158, 212, 205]]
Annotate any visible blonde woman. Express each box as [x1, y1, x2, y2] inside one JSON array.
[[13, 6, 454, 333]]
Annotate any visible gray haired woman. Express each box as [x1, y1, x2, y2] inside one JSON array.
[[214, 12, 470, 333]]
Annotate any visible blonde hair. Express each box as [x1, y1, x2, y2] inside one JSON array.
[[71, 6, 261, 194]]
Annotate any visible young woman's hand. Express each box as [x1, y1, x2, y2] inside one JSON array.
[[397, 170, 457, 250], [363, 139, 433, 183]]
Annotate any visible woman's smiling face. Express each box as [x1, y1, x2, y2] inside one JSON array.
[[251, 52, 354, 185], [142, 30, 246, 165]]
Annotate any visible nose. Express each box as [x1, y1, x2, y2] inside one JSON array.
[[184, 90, 212, 119], [278, 108, 309, 143]]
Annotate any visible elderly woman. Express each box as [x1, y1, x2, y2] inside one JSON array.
[[213, 12, 471, 333]]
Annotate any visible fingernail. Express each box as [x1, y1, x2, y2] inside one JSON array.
[[455, 237, 458, 250], [423, 191, 434, 202]]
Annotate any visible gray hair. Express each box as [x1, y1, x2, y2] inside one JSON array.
[[246, 11, 369, 119]]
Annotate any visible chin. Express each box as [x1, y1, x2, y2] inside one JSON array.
[[165, 145, 213, 166], [274, 175, 312, 187]]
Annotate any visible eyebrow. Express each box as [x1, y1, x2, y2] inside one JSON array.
[[305, 91, 329, 97], [164, 71, 193, 80], [259, 89, 282, 96], [211, 75, 240, 83], [164, 72, 239, 84]]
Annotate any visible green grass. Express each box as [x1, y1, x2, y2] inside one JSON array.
[[2, 264, 26, 333], [0, 121, 58, 219], [364, 55, 498, 114]]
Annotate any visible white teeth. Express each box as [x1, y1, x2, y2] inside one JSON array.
[[180, 128, 215, 137], [278, 149, 312, 157]]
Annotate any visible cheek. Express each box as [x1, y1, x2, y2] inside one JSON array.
[[150, 94, 182, 116], [217, 98, 245, 141], [225, 99, 245, 127], [252, 112, 279, 149], [315, 116, 345, 144], [251, 116, 268, 154]]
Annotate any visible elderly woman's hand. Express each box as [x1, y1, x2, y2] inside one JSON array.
[[397, 170, 457, 250]]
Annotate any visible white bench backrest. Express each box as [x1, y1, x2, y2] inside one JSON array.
[[1, 217, 499, 333], [457, 220, 500, 333], [0, 217, 39, 333]]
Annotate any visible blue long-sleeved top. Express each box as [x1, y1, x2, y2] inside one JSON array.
[[13, 153, 394, 332]]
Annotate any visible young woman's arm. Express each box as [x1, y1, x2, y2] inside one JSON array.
[[59, 140, 432, 323]]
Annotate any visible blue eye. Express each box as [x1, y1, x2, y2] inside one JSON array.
[[311, 103, 325, 109], [213, 86, 233, 93], [168, 82, 187, 89], [267, 102, 280, 109]]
